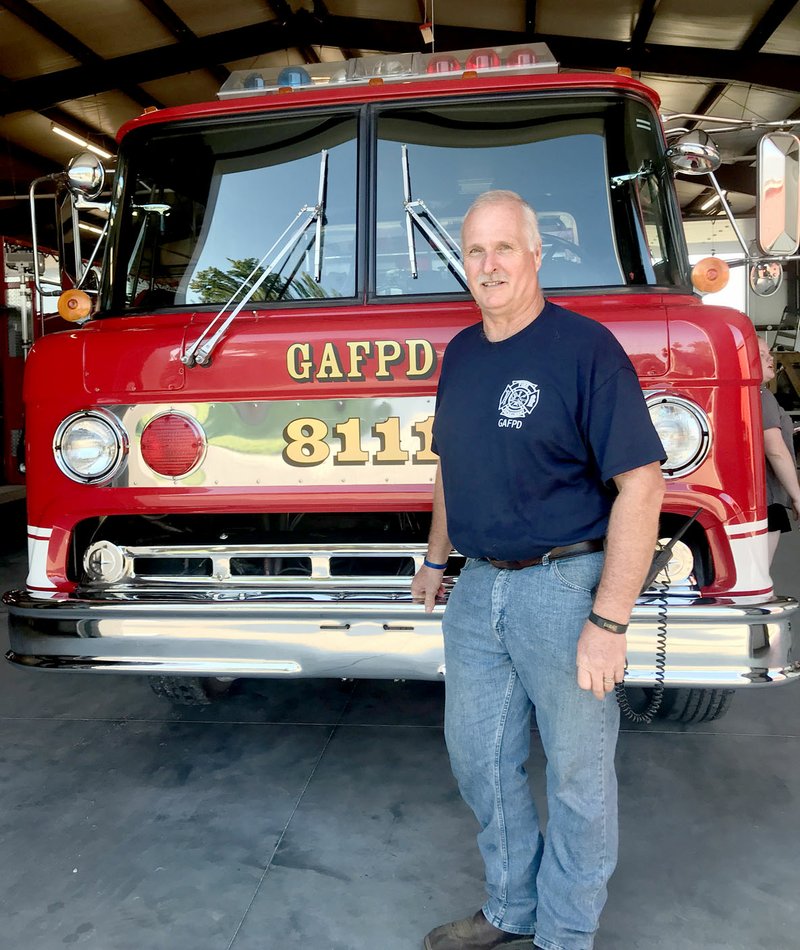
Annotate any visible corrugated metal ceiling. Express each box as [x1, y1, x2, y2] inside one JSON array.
[[0, 0, 798, 235]]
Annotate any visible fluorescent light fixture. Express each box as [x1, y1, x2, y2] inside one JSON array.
[[699, 190, 726, 212], [51, 125, 113, 161], [78, 222, 105, 236]]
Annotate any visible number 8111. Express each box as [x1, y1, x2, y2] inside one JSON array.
[[282, 415, 437, 467]]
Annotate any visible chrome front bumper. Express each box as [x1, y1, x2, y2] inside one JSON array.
[[4, 588, 799, 687]]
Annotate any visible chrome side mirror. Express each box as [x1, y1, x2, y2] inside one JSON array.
[[749, 260, 784, 297], [757, 131, 800, 256], [65, 151, 105, 200], [665, 130, 721, 176]]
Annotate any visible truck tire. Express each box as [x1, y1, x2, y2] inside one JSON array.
[[148, 676, 233, 706], [655, 687, 734, 723]]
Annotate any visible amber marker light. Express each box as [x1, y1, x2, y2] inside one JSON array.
[[58, 289, 92, 321], [691, 257, 730, 294]]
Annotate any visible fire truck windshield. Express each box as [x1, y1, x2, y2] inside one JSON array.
[[104, 92, 685, 314]]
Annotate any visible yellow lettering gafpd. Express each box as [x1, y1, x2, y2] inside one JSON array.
[[375, 340, 404, 379], [316, 342, 345, 381], [406, 339, 436, 379], [286, 342, 313, 382], [346, 340, 373, 380], [285, 339, 438, 383]]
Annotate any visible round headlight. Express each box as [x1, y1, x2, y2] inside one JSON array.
[[647, 395, 711, 478], [54, 410, 128, 483]]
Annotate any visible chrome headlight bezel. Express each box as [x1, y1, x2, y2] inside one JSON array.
[[53, 409, 128, 484], [646, 393, 711, 479]]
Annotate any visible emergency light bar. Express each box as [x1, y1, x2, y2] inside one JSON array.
[[218, 44, 558, 100]]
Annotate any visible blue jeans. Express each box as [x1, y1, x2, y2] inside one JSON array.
[[442, 553, 619, 950]]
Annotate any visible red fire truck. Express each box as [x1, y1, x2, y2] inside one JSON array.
[[0, 239, 63, 488], [4, 45, 798, 721]]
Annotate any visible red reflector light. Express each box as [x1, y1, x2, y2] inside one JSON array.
[[426, 54, 461, 74], [506, 48, 538, 67], [465, 49, 501, 70], [140, 413, 205, 477]]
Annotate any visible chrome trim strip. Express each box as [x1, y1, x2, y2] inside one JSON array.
[[5, 590, 798, 687]]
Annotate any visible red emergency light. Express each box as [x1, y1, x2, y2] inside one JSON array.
[[140, 412, 206, 478]]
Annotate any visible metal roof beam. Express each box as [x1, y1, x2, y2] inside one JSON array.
[[690, 83, 728, 119], [2, 19, 800, 116], [678, 163, 757, 197], [136, 0, 229, 84], [266, 0, 321, 64], [687, 2, 797, 128], [525, 1, 538, 34], [630, 0, 660, 50], [741, 0, 798, 53], [0, 0, 162, 110]]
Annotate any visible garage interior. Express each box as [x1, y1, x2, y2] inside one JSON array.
[[1, 2, 800, 949]]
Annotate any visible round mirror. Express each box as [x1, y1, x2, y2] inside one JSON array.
[[65, 151, 105, 200], [749, 260, 784, 297], [666, 130, 721, 176]]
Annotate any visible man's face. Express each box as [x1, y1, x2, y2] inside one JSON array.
[[462, 201, 543, 320], [759, 339, 775, 383]]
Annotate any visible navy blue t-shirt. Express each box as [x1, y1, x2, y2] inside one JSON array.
[[432, 301, 666, 560]]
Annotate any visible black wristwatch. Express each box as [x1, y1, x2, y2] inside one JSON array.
[[588, 610, 628, 635]]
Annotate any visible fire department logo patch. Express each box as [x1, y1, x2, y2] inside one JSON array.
[[498, 379, 540, 420]]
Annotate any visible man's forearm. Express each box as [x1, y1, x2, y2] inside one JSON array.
[[426, 463, 452, 562], [592, 463, 665, 624]]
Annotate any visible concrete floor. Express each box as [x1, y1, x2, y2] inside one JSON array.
[[1, 523, 798, 950]]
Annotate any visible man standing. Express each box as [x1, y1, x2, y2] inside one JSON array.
[[412, 191, 665, 950]]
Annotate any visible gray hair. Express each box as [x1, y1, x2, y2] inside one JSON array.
[[461, 190, 541, 253]]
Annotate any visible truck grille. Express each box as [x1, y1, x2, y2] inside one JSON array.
[[80, 541, 454, 596]]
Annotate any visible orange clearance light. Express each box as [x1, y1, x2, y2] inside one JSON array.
[[426, 54, 461, 74], [614, 66, 633, 77], [58, 289, 92, 321], [140, 413, 206, 478], [465, 49, 501, 70], [691, 257, 730, 294]]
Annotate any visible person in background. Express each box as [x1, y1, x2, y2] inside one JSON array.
[[759, 337, 800, 564], [412, 190, 665, 950]]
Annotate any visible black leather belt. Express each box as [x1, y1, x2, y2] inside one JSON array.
[[486, 538, 605, 571]]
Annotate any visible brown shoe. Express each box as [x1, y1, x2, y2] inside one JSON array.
[[423, 910, 534, 950]]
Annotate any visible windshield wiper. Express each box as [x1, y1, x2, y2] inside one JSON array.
[[402, 144, 467, 286], [610, 160, 655, 189], [183, 149, 329, 368]]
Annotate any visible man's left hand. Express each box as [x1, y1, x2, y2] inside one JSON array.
[[576, 621, 627, 700]]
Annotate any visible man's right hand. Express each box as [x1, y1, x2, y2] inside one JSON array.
[[411, 565, 445, 613]]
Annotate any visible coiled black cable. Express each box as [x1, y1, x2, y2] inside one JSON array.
[[615, 578, 669, 724]]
